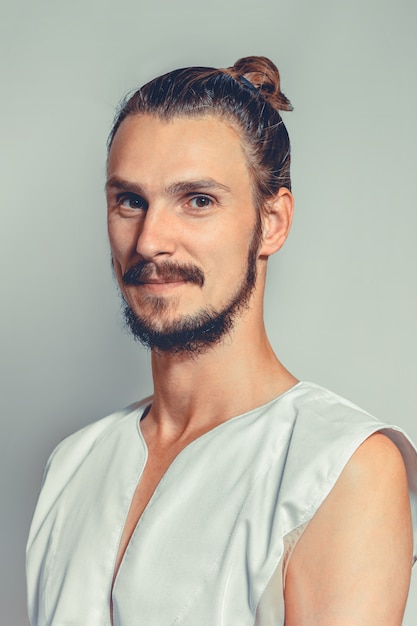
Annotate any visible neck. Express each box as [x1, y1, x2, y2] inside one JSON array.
[[146, 307, 297, 439]]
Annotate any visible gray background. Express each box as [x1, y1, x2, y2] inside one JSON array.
[[1, 0, 416, 623]]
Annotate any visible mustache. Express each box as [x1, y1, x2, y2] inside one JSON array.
[[122, 260, 205, 288]]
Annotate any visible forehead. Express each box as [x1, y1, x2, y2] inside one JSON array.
[[107, 113, 251, 188]]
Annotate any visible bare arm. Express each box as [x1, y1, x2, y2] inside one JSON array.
[[284, 433, 413, 626]]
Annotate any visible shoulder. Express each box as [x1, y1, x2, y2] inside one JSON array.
[[341, 431, 408, 489], [289, 384, 417, 513], [285, 383, 415, 491], [279, 383, 389, 512], [323, 432, 411, 536], [42, 397, 152, 485], [276, 382, 417, 545]]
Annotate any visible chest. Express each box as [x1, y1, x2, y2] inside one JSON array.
[[28, 406, 298, 626], [113, 443, 183, 583]]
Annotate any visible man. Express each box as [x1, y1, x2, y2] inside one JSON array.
[[27, 56, 417, 625]]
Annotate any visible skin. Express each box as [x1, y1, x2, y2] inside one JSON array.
[[285, 433, 413, 625], [106, 113, 413, 622]]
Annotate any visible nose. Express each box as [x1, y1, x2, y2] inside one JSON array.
[[135, 205, 177, 261]]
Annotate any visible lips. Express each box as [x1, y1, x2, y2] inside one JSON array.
[[138, 278, 184, 285]]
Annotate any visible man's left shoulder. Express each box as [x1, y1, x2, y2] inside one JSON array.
[[292, 382, 378, 427]]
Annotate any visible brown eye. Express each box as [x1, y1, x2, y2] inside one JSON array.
[[189, 195, 212, 209]]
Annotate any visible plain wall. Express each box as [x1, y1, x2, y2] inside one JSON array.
[[1, 0, 416, 623]]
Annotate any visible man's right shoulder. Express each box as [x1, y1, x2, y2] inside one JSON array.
[[41, 396, 152, 485]]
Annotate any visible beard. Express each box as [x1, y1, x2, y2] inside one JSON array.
[[120, 223, 261, 355]]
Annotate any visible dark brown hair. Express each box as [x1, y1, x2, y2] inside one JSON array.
[[108, 56, 293, 209]]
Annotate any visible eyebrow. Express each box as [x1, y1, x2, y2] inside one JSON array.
[[165, 179, 232, 195], [105, 177, 145, 196], [105, 176, 232, 196]]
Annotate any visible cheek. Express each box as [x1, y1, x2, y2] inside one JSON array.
[[108, 218, 137, 272], [204, 226, 255, 287]]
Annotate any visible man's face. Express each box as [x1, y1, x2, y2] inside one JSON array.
[[106, 113, 263, 354]]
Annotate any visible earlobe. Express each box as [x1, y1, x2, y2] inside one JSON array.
[[259, 187, 294, 257]]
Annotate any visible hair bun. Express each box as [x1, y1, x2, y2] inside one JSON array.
[[229, 56, 293, 112]]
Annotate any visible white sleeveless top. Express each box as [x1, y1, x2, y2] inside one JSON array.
[[26, 382, 417, 626]]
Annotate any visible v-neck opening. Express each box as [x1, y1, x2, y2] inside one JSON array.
[[111, 381, 304, 623]]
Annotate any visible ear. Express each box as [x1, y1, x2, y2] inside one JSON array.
[[259, 187, 294, 257]]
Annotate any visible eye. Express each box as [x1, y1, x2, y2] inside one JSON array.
[[188, 195, 213, 209], [117, 193, 147, 211]]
